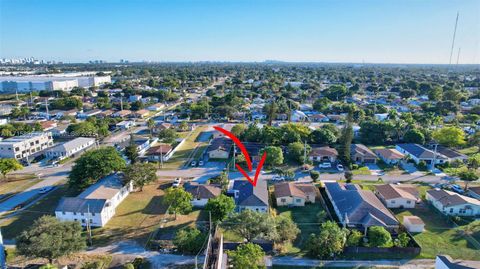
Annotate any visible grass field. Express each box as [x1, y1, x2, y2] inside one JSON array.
[[394, 205, 480, 260], [0, 174, 39, 197], [459, 146, 479, 156], [0, 184, 80, 239], [277, 203, 325, 254], [161, 125, 209, 169], [92, 180, 208, 247]]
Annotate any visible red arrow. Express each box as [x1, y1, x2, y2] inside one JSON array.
[[213, 126, 266, 187], [236, 151, 267, 187]]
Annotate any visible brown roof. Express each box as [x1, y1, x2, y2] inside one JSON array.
[[296, 183, 319, 196], [115, 110, 131, 116], [403, 215, 425, 225], [147, 144, 173, 155], [185, 183, 221, 200], [135, 109, 149, 115], [40, 120, 57, 129], [274, 182, 307, 199], [352, 144, 376, 159], [375, 184, 419, 201], [375, 148, 405, 160], [309, 146, 338, 157]]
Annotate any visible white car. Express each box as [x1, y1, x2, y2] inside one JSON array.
[[319, 162, 332, 169], [172, 178, 182, 188], [191, 160, 197, 167], [198, 160, 204, 166], [39, 186, 53, 194], [337, 164, 344, 171]]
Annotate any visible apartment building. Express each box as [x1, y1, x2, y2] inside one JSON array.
[[0, 132, 53, 160]]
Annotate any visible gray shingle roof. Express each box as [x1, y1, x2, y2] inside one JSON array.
[[397, 143, 436, 159], [56, 197, 106, 214], [232, 179, 269, 207], [325, 182, 399, 228]]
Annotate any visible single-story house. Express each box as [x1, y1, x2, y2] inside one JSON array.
[[147, 103, 165, 111], [40, 121, 58, 131], [112, 110, 132, 118], [396, 143, 446, 165], [435, 255, 478, 269], [375, 184, 420, 209], [432, 145, 468, 163], [46, 137, 96, 159], [274, 182, 318, 207], [308, 146, 338, 163], [133, 109, 150, 118], [375, 148, 405, 164], [426, 189, 480, 217], [468, 186, 480, 200], [77, 109, 103, 119], [55, 173, 132, 227], [403, 216, 425, 233], [185, 183, 222, 207], [324, 182, 399, 231], [145, 144, 173, 162], [351, 144, 377, 164], [207, 137, 232, 159], [116, 120, 135, 130], [51, 123, 70, 137], [229, 179, 269, 213], [152, 122, 172, 134]]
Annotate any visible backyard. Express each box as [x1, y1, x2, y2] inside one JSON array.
[[161, 125, 209, 169], [92, 180, 208, 247], [394, 204, 480, 260]]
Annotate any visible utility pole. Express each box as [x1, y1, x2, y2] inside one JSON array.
[[45, 98, 49, 120], [160, 144, 164, 169], [303, 140, 307, 164], [233, 143, 236, 170], [86, 205, 92, 246], [432, 142, 438, 173]]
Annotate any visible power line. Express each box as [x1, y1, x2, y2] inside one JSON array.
[[449, 11, 460, 65]]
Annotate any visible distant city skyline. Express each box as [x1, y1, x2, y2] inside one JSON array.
[[1, 0, 479, 64]]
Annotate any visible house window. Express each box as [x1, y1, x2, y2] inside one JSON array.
[[391, 200, 396, 204], [449, 208, 454, 213], [92, 213, 95, 216], [459, 209, 466, 214], [296, 199, 302, 203], [281, 198, 286, 202], [62, 212, 66, 215], [73, 212, 77, 216], [406, 201, 411, 204]]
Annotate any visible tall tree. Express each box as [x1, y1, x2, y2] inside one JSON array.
[[173, 227, 207, 254], [125, 135, 139, 163], [223, 210, 276, 242], [123, 163, 157, 191], [263, 102, 278, 126], [339, 112, 354, 165], [205, 194, 236, 223], [0, 158, 23, 180], [226, 243, 265, 269], [68, 147, 126, 189], [432, 126, 466, 148], [305, 221, 347, 259], [16, 216, 86, 264], [163, 187, 193, 219], [260, 146, 284, 166]]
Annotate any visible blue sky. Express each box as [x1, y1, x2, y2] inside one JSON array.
[[1, 0, 479, 64]]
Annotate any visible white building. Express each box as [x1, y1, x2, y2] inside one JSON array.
[[0, 132, 53, 160], [55, 173, 132, 227], [0, 75, 111, 93], [427, 189, 480, 217], [45, 137, 96, 159], [403, 216, 425, 233], [375, 184, 420, 209]]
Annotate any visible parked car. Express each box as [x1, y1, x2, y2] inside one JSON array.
[[172, 178, 182, 188], [191, 160, 197, 167], [198, 160, 204, 166], [336, 164, 344, 171], [39, 186, 53, 194], [450, 184, 465, 194], [272, 175, 285, 181], [319, 162, 332, 169]]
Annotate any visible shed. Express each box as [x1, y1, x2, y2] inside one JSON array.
[[403, 215, 425, 233]]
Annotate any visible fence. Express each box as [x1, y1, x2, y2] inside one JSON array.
[[344, 246, 421, 256]]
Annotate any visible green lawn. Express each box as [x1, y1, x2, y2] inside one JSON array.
[[459, 146, 479, 156], [394, 205, 480, 260], [277, 203, 325, 254], [92, 181, 208, 247], [351, 166, 371, 175], [162, 125, 208, 169], [0, 175, 40, 197]]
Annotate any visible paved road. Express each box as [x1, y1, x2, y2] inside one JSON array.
[[270, 256, 436, 268], [0, 162, 73, 214]]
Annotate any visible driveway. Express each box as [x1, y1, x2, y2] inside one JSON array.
[[365, 163, 383, 176]]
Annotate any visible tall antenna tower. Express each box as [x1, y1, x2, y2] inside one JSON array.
[[456, 47, 461, 65], [449, 12, 459, 65]]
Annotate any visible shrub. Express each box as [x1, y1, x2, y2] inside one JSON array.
[[123, 263, 135, 269], [394, 233, 410, 248], [346, 230, 363, 247], [367, 226, 393, 247], [310, 171, 320, 182]]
